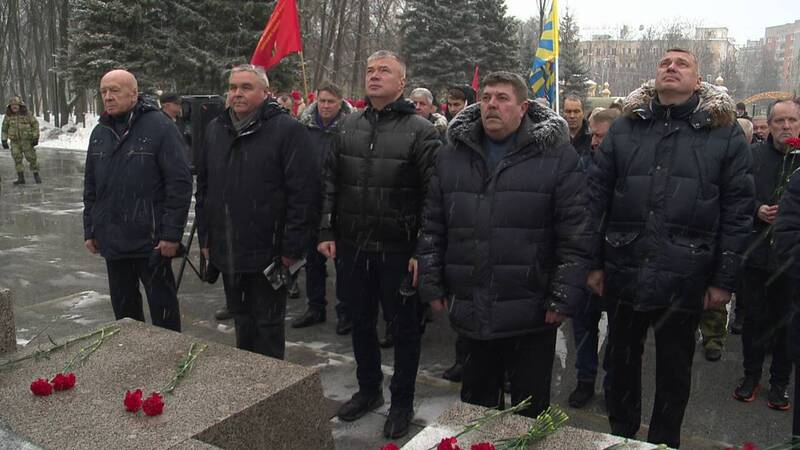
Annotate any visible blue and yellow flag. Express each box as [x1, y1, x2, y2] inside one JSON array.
[[528, 0, 559, 106]]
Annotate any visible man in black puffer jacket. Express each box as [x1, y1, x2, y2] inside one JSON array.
[[317, 50, 441, 439], [195, 65, 313, 360], [418, 71, 591, 419], [588, 49, 754, 448], [83, 70, 192, 332]]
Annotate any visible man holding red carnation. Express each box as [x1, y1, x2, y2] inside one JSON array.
[[743, 99, 800, 412]]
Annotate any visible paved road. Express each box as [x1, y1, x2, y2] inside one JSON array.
[[0, 148, 793, 449]]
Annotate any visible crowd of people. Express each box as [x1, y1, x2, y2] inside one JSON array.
[[58, 44, 800, 448]]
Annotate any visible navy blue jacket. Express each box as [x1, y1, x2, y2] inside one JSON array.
[[195, 101, 314, 274], [418, 103, 592, 340], [83, 98, 192, 260], [589, 82, 754, 311]]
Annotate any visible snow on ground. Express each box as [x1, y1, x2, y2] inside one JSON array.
[[0, 113, 96, 151]]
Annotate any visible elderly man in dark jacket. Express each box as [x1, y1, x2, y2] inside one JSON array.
[[195, 64, 313, 359], [772, 125, 800, 437], [588, 49, 754, 448], [418, 71, 591, 419], [83, 69, 192, 332], [292, 82, 353, 334], [733, 98, 800, 411], [317, 50, 441, 439]]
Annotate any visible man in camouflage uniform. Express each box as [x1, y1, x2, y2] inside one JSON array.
[[2, 96, 41, 185]]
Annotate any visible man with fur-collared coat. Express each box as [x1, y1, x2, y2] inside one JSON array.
[[418, 71, 593, 419], [588, 49, 754, 448]]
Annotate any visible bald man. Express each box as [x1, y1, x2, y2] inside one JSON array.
[[83, 69, 192, 332]]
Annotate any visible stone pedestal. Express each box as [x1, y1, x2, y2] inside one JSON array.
[[0, 319, 333, 450], [402, 402, 657, 450], [0, 288, 15, 355]]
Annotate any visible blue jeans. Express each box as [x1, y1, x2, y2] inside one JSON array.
[[572, 294, 611, 389], [305, 239, 348, 319]]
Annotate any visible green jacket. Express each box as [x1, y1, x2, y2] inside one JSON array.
[[2, 99, 39, 143]]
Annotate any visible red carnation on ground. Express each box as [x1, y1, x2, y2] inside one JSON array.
[[30, 378, 53, 396], [437, 436, 461, 450], [142, 392, 165, 416], [380, 444, 399, 450], [124, 389, 143, 412], [471, 443, 495, 450], [786, 137, 800, 149], [51, 373, 76, 391]]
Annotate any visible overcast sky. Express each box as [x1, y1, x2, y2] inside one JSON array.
[[505, 0, 800, 44]]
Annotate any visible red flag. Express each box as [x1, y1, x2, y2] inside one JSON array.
[[471, 65, 480, 92], [251, 0, 303, 70]]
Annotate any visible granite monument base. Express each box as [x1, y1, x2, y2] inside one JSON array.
[[402, 402, 661, 450], [0, 319, 333, 450]]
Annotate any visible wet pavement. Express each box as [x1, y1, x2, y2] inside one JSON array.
[[0, 147, 794, 449]]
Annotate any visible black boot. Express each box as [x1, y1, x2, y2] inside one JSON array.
[[442, 362, 464, 382], [379, 324, 394, 348], [568, 381, 596, 408], [13, 172, 25, 185], [214, 308, 232, 321], [291, 307, 326, 328], [33, 172, 42, 184]]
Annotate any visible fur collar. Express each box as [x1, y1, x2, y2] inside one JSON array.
[[299, 100, 354, 128], [447, 101, 570, 152], [623, 80, 736, 128]]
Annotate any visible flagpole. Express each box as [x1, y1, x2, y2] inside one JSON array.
[[554, 0, 560, 114], [299, 51, 310, 101]]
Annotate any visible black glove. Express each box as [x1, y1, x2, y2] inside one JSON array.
[[31, 139, 38, 146], [1, 141, 8, 149]]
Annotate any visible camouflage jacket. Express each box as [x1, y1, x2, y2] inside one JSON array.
[[2, 105, 39, 143]]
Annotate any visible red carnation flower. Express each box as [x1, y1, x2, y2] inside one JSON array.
[[742, 443, 758, 450], [786, 137, 800, 149], [471, 443, 496, 450], [51, 373, 77, 391], [142, 392, 165, 416], [380, 444, 399, 450], [437, 436, 461, 450], [30, 378, 53, 396], [124, 389, 143, 412]]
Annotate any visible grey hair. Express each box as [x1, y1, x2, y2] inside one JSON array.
[[737, 118, 754, 143], [768, 98, 800, 123], [367, 50, 407, 78], [230, 64, 270, 89], [410, 88, 433, 104]]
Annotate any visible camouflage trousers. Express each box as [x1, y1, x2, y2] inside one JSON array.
[[700, 305, 728, 351], [9, 141, 39, 172]]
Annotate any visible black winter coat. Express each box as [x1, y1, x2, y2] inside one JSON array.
[[83, 98, 192, 260], [773, 165, 800, 280], [195, 101, 314, 274], [319, 98, 441, 253], [298, 100, 353, 226], [572, 119, 593, 171], [744, 137, 800, 270], [417, 103, 593, 340], [589, 82, 754, 311]]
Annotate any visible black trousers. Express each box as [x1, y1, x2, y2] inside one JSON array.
[[739, 268, 793, 387], [335, 242, 423, 408], [106, 257, 181, 332], [222, 272, 287, 359], [605, 301, 700, 449], [460, 330, 557, 419]]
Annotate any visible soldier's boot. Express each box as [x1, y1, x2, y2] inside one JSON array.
[[33, 172, 42, 184], [12, 172, 25, 185]]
